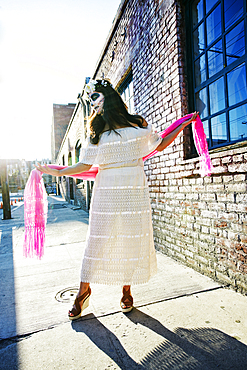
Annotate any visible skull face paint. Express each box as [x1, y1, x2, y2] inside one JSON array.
[[89, 92, 104, 114]]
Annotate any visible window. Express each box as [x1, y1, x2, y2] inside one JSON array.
[[75, 141, 83, 184], [62, 155, 65, 181], [190, 0, 247, 149], [68, 152, 72, 166], [75, 141, 81, 163], [117, 72, 135, 114]]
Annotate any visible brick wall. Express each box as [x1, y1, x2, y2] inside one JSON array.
[[151, 145, 247, 293], [91, 0, 247, 294]]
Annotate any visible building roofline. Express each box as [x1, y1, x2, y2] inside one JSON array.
[[93, 0, 129, 79]]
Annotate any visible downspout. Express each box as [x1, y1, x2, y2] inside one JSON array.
[[78, 91, 91, 211]]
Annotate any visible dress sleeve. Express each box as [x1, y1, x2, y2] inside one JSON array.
[[79, 125, 162, 165], [79, 137, 100, 165], [139, 125, 162, 157]]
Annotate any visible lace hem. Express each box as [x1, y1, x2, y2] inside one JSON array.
[[80, 252, 157, 285]]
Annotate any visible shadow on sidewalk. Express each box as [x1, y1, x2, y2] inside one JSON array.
[[72, 314, 143, 369], [127, 309, 247, 370], [0, 226, 18, 369], [72, 309, 247, 370]]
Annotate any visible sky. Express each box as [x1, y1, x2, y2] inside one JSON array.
[[0, 0, 121, 161]]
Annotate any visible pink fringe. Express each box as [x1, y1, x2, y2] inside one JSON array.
[[23, 226, 46, 259], [143, 114, 213, 177], [24, 114, 213, 258], [23, 169, 48, 259], [192, 116, 214, 177]]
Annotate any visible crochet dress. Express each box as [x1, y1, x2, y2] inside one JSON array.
[[79, 124, 162, 285]]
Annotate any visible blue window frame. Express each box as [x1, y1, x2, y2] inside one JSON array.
[[117, 72, 135, 114], [190, 0, 247, 149]]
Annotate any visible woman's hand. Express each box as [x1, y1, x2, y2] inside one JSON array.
[[182, 111, 199, 128], [35, 163, 60, 177]]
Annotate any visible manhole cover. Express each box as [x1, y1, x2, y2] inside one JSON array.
[[49, 204, 67, 210], [55, 287, 78, 303]]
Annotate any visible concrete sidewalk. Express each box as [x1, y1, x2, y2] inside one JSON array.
[[0, 195, 247, 369]]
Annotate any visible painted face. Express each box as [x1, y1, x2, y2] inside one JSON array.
[[89, 92, 104, 114]]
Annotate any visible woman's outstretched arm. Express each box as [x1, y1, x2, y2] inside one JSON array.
[[35, 162, 92, 177], [156, 111, 198, 152]]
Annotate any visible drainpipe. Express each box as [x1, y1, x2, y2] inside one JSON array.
[[78, 89, 91, 211]]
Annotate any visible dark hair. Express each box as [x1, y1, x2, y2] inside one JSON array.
[[88, 79, 145, 144]]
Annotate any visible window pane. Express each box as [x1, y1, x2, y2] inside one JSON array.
[[121, 91, 126, 101], [193, 23, 205, 57], [68, 153, 72, 166], [75, 146, 81, 163], [129, 81, 133, 98], [120, 79, 134, 114], [229, 104, 247, 141], [129, 81, 134, 113], [209, 77, 225, 114], [206, 0, 218, 14], [226, 21, 245, 66], [202, 120, 210, 144], [196, 87, 208, 118], [211, 113, 227, 145], [126, 86, 130, 100], [129, 96, 135, 114], [192, 0, 203, 27], [195, 54, 207, 86], [224, 0, 243, 30], [227, 64, 247, 106], [229, 104, 247, 140], [206, 4, 221, 46], [208, 39, 223, 78]]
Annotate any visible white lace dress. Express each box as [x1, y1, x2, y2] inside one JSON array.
[[79, 124, 162, 285]]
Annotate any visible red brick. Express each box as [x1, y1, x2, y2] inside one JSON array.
[[240, 234, 247, 243], [214, 220, 228, 228]]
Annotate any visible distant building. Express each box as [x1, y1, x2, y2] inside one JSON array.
[[0, 159, 32, 193], [52, 95, 92, 208], [51, 103, 76, 163]]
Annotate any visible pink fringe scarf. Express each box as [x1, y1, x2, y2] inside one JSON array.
[[23, 168, 48, 259], [23, 114, 213, 258]]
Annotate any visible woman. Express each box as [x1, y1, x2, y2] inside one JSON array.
[[36, 79, 198, 319]]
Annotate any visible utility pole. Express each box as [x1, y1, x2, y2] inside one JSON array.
[[0, 159, 11, 219]]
